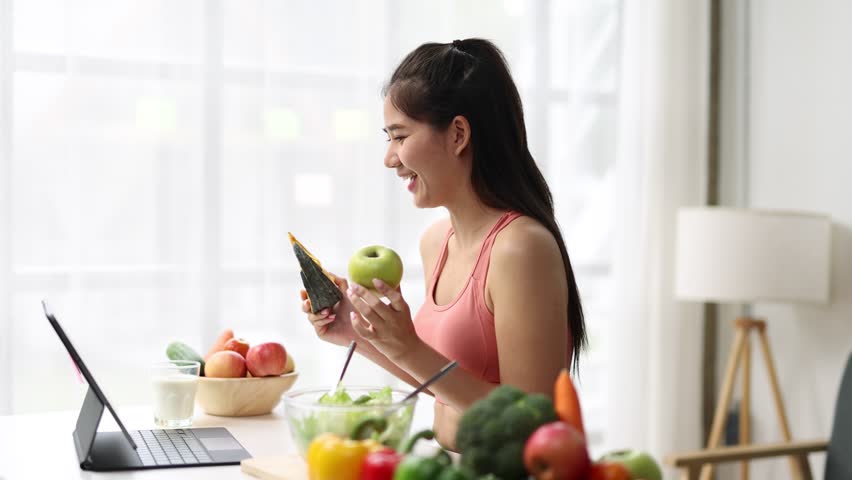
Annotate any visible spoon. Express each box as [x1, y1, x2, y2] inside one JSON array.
[[401, 360, 459, 403], [330, 340, 357, 395], [353, 360, 460, 409]]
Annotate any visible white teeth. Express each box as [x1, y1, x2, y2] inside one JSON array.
[[402, 173, 417, 181]]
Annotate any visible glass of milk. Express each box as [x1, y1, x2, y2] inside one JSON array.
[[151, 360, 200, 428]]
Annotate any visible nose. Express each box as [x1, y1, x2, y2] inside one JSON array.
[[384, 145, 400, 169]]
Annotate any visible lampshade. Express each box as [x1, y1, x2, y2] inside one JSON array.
[[675, 207, 831, 304]]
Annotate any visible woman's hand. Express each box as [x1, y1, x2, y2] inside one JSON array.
[[346, 279, 423, 362], [300, 275, 359, 347]]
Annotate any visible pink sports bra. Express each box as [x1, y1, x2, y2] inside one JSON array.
[[413, 211, 523, 387]]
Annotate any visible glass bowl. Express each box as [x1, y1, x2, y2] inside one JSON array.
[[282, 386, 418, 456]]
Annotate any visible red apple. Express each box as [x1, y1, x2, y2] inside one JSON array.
[[223, 337, 250, 358], [284, 352, 296, 374], [245, 342, 288, 377], [588, 462, 631, 480], [205, 351, 247, 378], [524, 421, 590, 480]]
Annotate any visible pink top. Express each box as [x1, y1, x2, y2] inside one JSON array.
[[413, 211, 523, 390]]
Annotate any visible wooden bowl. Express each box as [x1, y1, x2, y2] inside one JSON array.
[[196, 372, 299, 417]]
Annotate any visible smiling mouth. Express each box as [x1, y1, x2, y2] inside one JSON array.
[[403, 173, 418, 192]]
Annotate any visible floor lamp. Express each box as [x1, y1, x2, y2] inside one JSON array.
[[674, 207, 832, 480]]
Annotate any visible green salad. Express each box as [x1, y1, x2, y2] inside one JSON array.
[[288, 386, 414, 453]]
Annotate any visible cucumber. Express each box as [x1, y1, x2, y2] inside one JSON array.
[[166, 341, 206, 376]]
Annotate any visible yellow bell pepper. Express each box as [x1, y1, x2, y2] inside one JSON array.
[[307, 434, 386, 480], [306, 417, 388, 480]]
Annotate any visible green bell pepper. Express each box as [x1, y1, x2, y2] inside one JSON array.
[[393, 448, 453, 480], [435, 465, 475, 480]]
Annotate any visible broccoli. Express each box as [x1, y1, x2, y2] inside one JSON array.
[[456, 385, 557, 480]]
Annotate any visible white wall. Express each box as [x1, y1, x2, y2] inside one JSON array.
[[723, 0, 852, 478]]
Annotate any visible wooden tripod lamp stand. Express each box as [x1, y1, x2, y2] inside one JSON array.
[[674, 207, 832, 480]]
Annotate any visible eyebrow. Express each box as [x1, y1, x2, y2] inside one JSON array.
[[382, 124, 406, 134]]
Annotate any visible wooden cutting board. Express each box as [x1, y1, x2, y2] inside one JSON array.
[[241, 454, 309, 480]]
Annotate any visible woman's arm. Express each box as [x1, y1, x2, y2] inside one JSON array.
[[352, 340, 431, 392], [385, 329, 500, 407], [487, 219, 570, 395]]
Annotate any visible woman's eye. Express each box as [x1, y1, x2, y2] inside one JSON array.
[[395, 136, 406, 144]]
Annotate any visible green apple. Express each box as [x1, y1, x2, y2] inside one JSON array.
[[348, 245, 404, 290], [598, 450, 662, 480]]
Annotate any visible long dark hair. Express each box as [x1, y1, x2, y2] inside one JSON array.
[[383, 38, 587, 374]]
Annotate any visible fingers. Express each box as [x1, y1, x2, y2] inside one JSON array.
[[301, 286, 344, 339], [302, 298, 335, 328], [334, 276, 349, 291], [348, 283, 392, 319], [371, 279, 406, 312], [350, 311, 375, 339], [310, 315, 335, 332], [314, 317, 335, 328], [313, 310, 336, 322], [301, 298, 332, 319]]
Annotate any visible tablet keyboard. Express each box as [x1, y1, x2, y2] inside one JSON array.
[[130, 429, 213, 466]]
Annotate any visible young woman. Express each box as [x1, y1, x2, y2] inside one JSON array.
[[300, 38, 586, 450]]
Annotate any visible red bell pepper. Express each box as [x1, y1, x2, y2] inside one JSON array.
[[360, 430, 435, 480], [360, 447, 401, 480]]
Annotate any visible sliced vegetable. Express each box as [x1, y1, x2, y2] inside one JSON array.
[[318, 387, 354, 405], [289, 232, 343, 313], [290, 386, 413, 454]]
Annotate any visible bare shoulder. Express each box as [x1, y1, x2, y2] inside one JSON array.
[[491, 216, 562, 266], [419, 217, 452, 269], [487, 216, 566, 292]]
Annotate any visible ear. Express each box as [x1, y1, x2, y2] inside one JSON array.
[[448, 115, 471, 157]]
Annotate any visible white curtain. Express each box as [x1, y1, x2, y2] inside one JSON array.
[[0, 0, 12, 416], [1, 0, 630, 455], [605, 0, 709, 472], [1, 5, 719, 472]]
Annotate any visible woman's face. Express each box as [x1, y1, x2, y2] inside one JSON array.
[[382, 96, 465, 208]]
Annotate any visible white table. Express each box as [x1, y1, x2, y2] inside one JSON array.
[[0, 396, 437, 480], [0, 403, 301, 479]]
